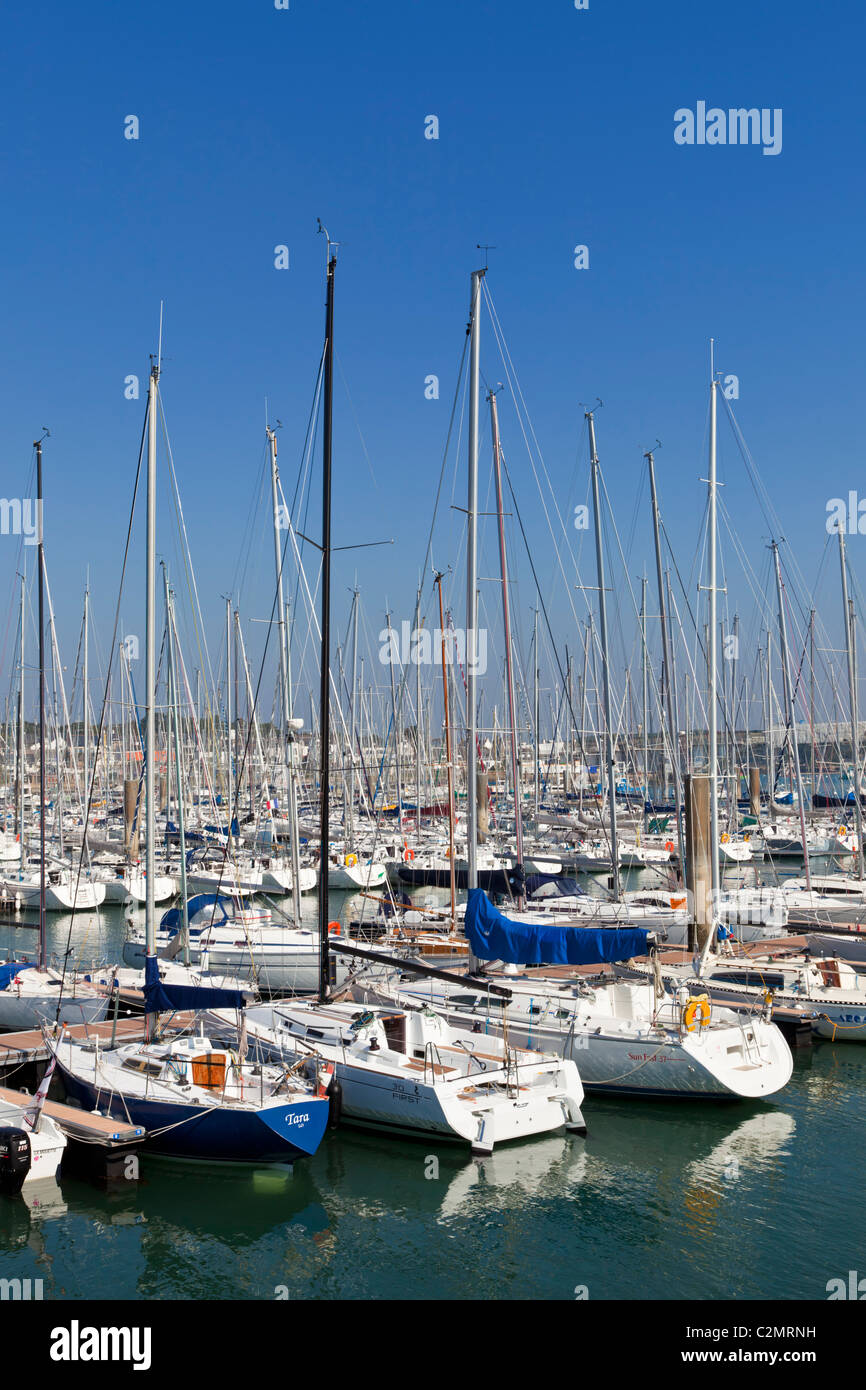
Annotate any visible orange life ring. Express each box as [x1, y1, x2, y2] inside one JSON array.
[[683, 995, 711, 1032], [664, 841, 674, 853], [327, 920, 342, 935], [403, 848, 415, 862]]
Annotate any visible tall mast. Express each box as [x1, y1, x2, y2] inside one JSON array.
[[385, 609, 403, 831], [772, 541, 811, 891], [145, 359, 158, 1000], [533, 607, 540, 818], [16, 574, 24, 856], [35, 437, 46, 970], [350, 588, 360, 843], [490, 389, 524, 904], [83, 581, 89, 825], [317, 247, 336, 1001], [416, 583, 422, 841], [267, 426, 303, 928], [225, 597, 232, 854], [707, 370, 720, 901], [164, 569, 190, 964], [837, 528, 865, 877], [466, 268, 483, 897], [640, 575, 649, 804], [436, 571, 457, 925], [587, 409, 619, 898]]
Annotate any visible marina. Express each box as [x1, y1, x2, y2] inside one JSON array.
[[1, 0, 863, 1347]]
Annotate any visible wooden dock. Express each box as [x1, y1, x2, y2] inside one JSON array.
[[0, 1017, 152, 1068], [0, 1013, 197, 1068], [0, 1083, 145, 1148], [0, 1014, 196, 1152]]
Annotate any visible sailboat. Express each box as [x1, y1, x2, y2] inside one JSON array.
[[49, 356, 330, 1167], [0, 437, 113, 1030], [208, 258, 586, 1151], [385, 889, 794, 1099]]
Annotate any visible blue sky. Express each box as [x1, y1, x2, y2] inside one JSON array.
[[1, 0, 864, 732]]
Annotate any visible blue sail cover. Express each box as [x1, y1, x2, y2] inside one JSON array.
[[0, 962, 36, 991], [159, 894, 232, 934], [464, 889, 652, 966], [143, 955, 249, 1013]]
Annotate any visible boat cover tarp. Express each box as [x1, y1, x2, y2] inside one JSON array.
[[524, 873, 588, 899], [464, 889, 652, 966], [143, 955, 248, 1013], [0, 962, 36, 991], [159, 894, 232, 934]]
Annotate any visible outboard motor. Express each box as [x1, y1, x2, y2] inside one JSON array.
[[0, 1127, 31, 1195]]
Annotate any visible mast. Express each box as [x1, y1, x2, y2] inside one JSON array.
[[385, 609, 404, 831], [640, 575, 649, 805], [225, 597, 232, 854], [164, 568, 190, 964], [145, 359, 158, 1019], [83, 581, 89, 826], [772, 541, 811, 891], [416, 583, 422, 841], [466, 268, 483, 899], [16, 574, 24, 856], [490, 388, 524, 904], [533, 607, 540, 818], [267, 426, 303, 927], [837, 528, 865, 877], [317, 247, 336, 1001], [35, 437, 46, 970], [646, 452, 685, 865], [349, 588, 360, 843], [707, 371, 720, 901], [587, 409, 620, 898], [436, 571, 457, 925]]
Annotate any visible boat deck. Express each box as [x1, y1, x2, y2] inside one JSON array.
[[0, 1014, 197, 1066]]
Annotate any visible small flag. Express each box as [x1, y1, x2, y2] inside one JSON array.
[[22, 1052, 57, 1134]]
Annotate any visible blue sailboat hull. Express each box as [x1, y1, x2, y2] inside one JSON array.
[[59, 1068, 329, 1164]]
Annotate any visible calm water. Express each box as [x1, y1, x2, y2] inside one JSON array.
[[1, 877, 863, 1301]]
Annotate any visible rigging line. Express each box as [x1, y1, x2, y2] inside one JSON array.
[[499, 453, 617, 872], [55, 396, 149, 1008], [481, 287, 588, 616], [157, 393, 219, 721], [594, 467, 673, 768], [482, 283, 587, 608], [288, 345, 327, 630], [230, 438, 272, 606], [336, 354, 378, 490]]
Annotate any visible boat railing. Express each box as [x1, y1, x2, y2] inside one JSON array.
[[422, 1039, 445, 1085]]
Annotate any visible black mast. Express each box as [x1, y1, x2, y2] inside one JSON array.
[[318, 249, 336, 1001]]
